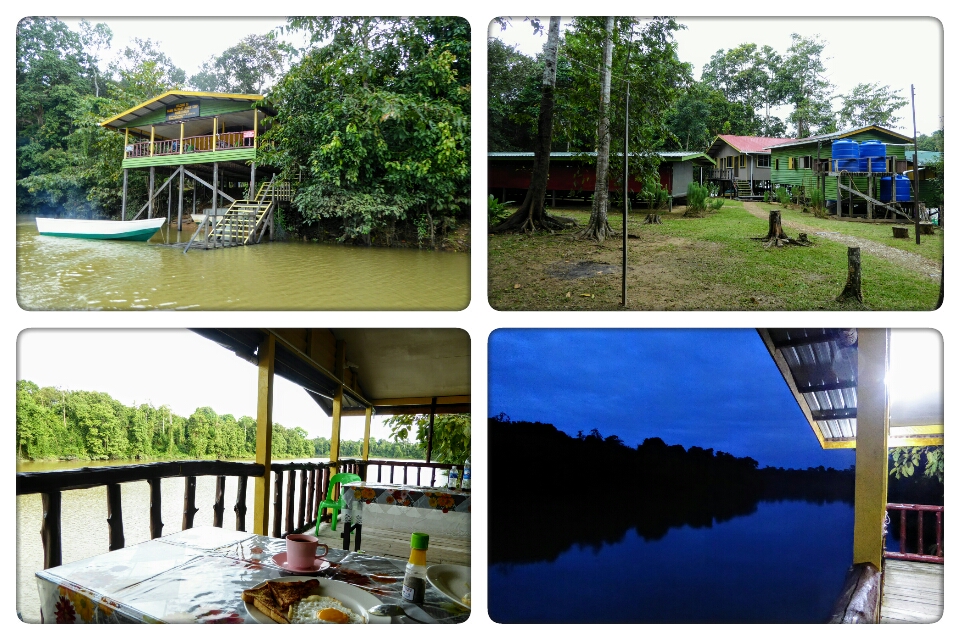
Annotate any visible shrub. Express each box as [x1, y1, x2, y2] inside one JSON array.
[[776, 186, 791, 207], [809, 187, 827, 218], [709, 198, 725, 211], [763, 191, 771, 203], [686, 182, 709, 216], [488, 195, 512, 226], [641, 176, 670, 210]]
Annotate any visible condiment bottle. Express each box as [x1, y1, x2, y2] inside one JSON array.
[[401, 532, 430, 603]]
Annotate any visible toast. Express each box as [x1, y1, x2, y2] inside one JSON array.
[[268, 579, 320, 611], [252, 596, 290, 624], [241, 582, 273, 605]]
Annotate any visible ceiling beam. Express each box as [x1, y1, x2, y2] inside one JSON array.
[[811, 408, 858, 421]]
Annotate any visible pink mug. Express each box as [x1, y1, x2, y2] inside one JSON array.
[[285, 534, 329, 570]]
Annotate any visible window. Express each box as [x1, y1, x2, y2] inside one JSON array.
[[774, 158, 780, 171], [799, 156, 813, 170], [756, 155, 771, 168], [739, 154, 747, 168], [726, 156, 734, 168]]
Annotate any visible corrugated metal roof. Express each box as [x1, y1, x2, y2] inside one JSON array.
[[708, 135, 799, 156], [488, 151, 716, 164], [759, 329, 943, 449], [100, 90, 265, 130], [765, 125, 914, 150]]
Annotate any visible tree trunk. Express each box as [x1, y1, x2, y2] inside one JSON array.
[[762, 209, 789, 247], [836, 246, 864, 304], [491, 17, 566, 233], [577, 17, 616, 242]]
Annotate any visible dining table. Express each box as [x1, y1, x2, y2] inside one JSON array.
[[340, 482, 471, 550], [34, 525, 469, 624]]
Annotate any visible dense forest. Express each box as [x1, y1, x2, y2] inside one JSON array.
[[16, 17, 470, 248], [489, 21, 944, 154], [488, 414, 941, 565], [16, 380, 424, 462]]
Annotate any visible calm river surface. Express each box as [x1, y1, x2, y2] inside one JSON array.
[[489, 500, 854, 623], [16, 217, 469, 310], [16, 458, 437, 623]]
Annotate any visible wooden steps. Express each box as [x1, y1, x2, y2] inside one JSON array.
[[880, 559, 943, 623], [734, 179, 753, 199]]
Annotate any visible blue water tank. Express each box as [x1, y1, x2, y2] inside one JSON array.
[[880, 175, 912, 202], [831, 139, 860, 172], [859, 140, 887, 172]]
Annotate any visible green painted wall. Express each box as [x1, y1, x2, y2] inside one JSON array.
[[124, 99, 257, 129], [770, 130, 916, 201], [122, 148, 255, 169]]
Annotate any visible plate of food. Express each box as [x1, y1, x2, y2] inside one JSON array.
[[426, 564, 471, 609], [242, 576, 389, 624]]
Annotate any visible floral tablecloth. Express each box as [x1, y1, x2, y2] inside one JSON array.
[[35, 525, 469, 624], [342, 482, 471, 538]]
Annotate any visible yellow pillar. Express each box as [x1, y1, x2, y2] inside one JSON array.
[[123, 128, 129, 158], [853, 328, 891, 569], [179, 122, 184, 154], [150, 126, 155, 156], [253, 110, 259, 149], [213, 117, 218, 150], [253, 334, 275, 535], [362, 406, 372, 461]]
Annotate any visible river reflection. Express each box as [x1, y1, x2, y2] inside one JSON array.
[[16, 217, 469, 310]]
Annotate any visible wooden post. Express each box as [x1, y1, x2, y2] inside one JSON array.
[[867, 175, 874, 220], [148, 167, 155, 219], [253, 334, 275, 535], [837, 247, 863, 304], [178, 166, 185, 231], [306, 468, 316, 525], [150, 125, 155, 156], [272, 471, 283, 538], [362, 406, 372, 463], [213, 475, 226, 527], [106, 483, 124, 551], [182, 476, 199, 530], [297, 469, 308, 530], [253, 109, 258, 149], [192, 178, 197, 218], [213, 117, 218, 150], [285, 469, 295, 534], [853, 329, 890, 570], [179, 122, 184, 155], [837, 175, 842, 217], [41, 491, 62, 569], [167, 174, 172, 224], [249, 162, 257, 200], [148, 478, 163, 539], [210, 162, 218, 248], [234, 474, 248, 531], [121, 168, 128, 221], [424, 397, 437, 463], [123, 128, 129, 158]]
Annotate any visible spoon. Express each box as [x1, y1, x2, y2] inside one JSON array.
[[368, 603, 437, 623]]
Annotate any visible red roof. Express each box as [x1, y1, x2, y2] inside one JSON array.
[[714, 135, 799, 154]]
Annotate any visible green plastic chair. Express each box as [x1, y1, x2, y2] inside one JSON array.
[[314, 472, 362, 535]]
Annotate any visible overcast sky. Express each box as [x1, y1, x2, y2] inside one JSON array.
[[17, 329, 396, 443], [491, 16, 943, 136], [491, 329, 846, 470], [60, 17, 306, 84]]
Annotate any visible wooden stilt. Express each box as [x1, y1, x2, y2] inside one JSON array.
[[249, 162, 257, 200], [121, 168, 128, 221], [148, 167, 155, 219], [178, 167, 184, 231], [107, 483, 124, 550], [167, 173, 172, 224], [210, 162, 218, 249]]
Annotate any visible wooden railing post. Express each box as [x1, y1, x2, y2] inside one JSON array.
[[235, 475, 248, 532], [306, 468, 316, 526], [182, 476, 199, 530], [213, 475, 226, 527], [284, 470, 295, 535], [297, 469, 308, 531], [41, 491, 62, 569], [148, 478, 163, 539], [106, 483, 124, 551], [272, 471, 283, 538]]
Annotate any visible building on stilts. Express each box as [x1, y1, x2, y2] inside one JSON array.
[[99, 91, 292, 250]]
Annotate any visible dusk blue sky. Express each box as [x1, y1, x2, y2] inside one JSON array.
[[488, 328, 856, 470]]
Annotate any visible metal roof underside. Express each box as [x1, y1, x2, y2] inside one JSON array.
[[191, 328, 470, 417], [100, 91, 266, 130], [759, 329, 943, 449]]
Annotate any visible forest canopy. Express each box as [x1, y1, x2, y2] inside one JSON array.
[[16, 380, 424, 462]]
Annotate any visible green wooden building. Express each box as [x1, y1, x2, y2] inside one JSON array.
[[766, 125, 922, 219], [100, 91, 286, 247]]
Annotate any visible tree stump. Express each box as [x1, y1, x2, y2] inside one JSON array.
[[836, 246, 863, 304], [893, 227, 909, 239], [762, 209, 789, 247], [798, 232, 808, 243], [919, 223, 935, 235], [644, 213, 662, 224]]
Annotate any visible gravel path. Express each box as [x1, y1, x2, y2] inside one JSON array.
[[741, 201, 942, 282]]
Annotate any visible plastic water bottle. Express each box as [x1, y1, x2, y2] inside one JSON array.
[[447, 465, 459, 489], [461, 458, 471, 490]]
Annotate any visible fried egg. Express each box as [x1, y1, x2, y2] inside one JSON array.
[[289, 595, 365, 624]]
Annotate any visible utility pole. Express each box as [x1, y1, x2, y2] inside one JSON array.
[[911, 84, 921, 245], [621, 81, 630, 307]]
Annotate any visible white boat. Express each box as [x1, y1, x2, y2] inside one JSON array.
[[191, 207, 230, 225], [36, 217, 165, 241]]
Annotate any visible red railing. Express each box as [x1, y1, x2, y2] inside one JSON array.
[[126, 131, 256, 158], [885, 503, 944, 563]]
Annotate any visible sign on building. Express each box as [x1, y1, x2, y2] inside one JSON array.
[[166, 101, 200, 121]]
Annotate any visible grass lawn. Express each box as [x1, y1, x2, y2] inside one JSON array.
[[488, 200, 942, 311]]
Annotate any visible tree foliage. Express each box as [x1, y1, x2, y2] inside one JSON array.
[[890, 446, 943, 484], [16, 380, 423, 462], [189, 33, 296, 94], [259, 17, 470, 246], [780, 34, 836, 137], [836, 82, 908, 130], [385, 413, 471, 464]]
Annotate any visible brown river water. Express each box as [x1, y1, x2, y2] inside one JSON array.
[[16, 217, 470, 310], [16, 458, 438, 622]]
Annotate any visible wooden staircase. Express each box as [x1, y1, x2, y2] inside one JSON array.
[[203, 199, 274, 247], [255, 181, 293, 201], [734, 180, 753, 199]]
